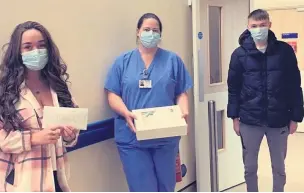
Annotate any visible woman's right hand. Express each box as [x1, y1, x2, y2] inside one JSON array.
[[31, 126, 62, 145], [124, 111, 137, 132]]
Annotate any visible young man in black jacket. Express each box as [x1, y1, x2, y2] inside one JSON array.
[[227, 9, 304, 192]]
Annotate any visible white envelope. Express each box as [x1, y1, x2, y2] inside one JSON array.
[[43, 106, 88, 130]]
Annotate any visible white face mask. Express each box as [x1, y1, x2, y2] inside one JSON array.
[[249, 27, 269, 42], [21, 49, 48, 71], [139, 30, 161, 48]]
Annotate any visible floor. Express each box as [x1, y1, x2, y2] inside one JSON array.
[[226, 132, 304, 192]]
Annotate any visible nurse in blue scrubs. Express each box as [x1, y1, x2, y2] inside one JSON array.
[[104, 13, 193, 192]]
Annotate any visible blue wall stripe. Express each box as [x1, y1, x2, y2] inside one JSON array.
[[67, 118, 115, 152]]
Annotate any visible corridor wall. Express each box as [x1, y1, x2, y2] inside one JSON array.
[[251, 0, 304, 10], [0, 0, 195, 191]]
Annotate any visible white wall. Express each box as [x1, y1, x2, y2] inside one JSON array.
[[0, 0, 195, 191], [67, 140, 128, 191], [251, 0, 304, 10]]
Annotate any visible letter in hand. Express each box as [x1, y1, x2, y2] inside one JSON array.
[[31, 126, 62, 145]]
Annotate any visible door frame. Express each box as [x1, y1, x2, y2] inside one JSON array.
[[191, 0, 210, 191], [191, 0, 216, 191], [190, 0, 250, 191]]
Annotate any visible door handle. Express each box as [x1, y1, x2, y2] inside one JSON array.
[[208, 100, 219, 192]]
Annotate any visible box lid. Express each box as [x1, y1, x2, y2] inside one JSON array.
[[132, 105, 187, 131]]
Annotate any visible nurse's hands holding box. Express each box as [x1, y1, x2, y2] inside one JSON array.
[[132, 105, 188, 140], [181, 112, 189, 133], [124, 111, 137, 132]]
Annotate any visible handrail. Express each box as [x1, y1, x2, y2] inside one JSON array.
[[67, 118, 114, 152]]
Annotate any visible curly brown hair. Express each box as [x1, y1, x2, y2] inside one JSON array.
[[0, 21, 76, 131]]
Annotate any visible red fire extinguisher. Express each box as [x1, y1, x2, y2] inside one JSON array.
[[176, 150, 182, 182]]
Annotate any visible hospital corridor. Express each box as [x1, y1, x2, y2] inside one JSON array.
[[1, 0, 304, 192], [226, 133, 304, 192]]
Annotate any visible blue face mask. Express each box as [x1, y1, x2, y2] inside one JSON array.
[[249, 27, 269, 42], [22, 49, 48, 71], [139, 30, 161, 48]]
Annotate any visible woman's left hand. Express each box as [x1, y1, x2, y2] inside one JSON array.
[[62, 126, 77, 142]]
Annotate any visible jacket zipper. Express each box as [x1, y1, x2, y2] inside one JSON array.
[[263, 53, 268, 126]]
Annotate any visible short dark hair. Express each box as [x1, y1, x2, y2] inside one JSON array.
[[137, 13, 163, 34], [248, 9, 270, 21]]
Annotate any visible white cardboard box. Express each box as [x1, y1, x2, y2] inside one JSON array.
[[132, 105, 187, 140]]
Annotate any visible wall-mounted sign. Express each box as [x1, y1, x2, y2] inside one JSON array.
[[287, 41, 297, 53], [198, 32, 203, 40], [282, 33, 298, 39]]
